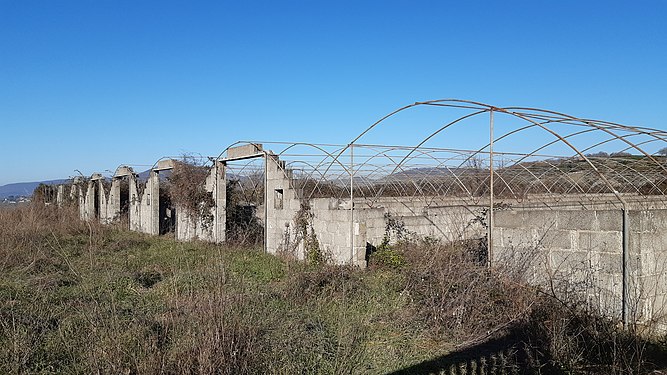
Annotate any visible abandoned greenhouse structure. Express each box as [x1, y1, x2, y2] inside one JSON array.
[[52, 99, 667, 328]]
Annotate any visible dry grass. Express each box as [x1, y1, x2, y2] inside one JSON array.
[[1, 203, 667, 374]]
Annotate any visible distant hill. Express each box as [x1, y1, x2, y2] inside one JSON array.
[[0, 179, 69, 198], [0, 169, 172, 199]]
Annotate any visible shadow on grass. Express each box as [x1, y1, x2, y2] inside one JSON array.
[[386, 331, 538, 375], [387, 322, 667, 375]]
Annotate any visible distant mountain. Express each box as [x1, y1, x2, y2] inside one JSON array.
[[0, 179, 69, 198], [0, 169, 175, 199]]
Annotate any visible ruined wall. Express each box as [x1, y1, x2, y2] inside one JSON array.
[[213, 161, 226, 243], [263, 152, 486, 266], [628, 210, 667, 326], [97, 179, 114, 224], [265, 153, 305, 259], [82, 179, 96, 221], [129, 171, 159, 235], [174, 161, 225, 242], [75, 183, 86, 220], [492, 207, 667, 327], [56, 185, 65, 206], [307, 198, 362, 265], [307, 197, 486, 266]]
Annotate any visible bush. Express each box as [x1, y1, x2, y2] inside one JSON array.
[[2, 203, 667, 374]]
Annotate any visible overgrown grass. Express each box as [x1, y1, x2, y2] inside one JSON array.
[[1, 204, 667, 374]]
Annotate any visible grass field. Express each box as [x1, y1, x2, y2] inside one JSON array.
[[1, 204, 667, 374]]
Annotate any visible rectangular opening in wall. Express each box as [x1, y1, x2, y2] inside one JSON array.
[[274, 188, 284, 209]]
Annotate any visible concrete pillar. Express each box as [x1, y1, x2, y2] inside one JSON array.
[[84, 180, 96, 221], [56, 185, 65, 206], [213, 161, 227, 243], [75, 184, 86, 220], [353, 221, 367, 267], [97, 179, 109, 223], [265, 153, 303, 257], [129, 174, 140, 231], [108, 178, 121, 221], [146, 170, 160, 235]]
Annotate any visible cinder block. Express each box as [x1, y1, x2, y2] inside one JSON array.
[[494, 210, 524, 229], [599, 252, 622, 274], [551, 250, 588, 270], [629, 211, 662, 233], [559, 211, 598, 231], [539, 229, 573, 250], [500, 227, 537, 249], [579, 231, 622, 253], [596, 210, 623, 231]]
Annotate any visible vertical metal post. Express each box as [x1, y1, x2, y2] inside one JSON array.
[[350, 144, 355, 265], [622, 207, 629, 326], [488, 109, 494, 268]]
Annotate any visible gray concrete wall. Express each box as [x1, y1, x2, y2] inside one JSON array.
[[129, 171, 159, 234], [174, 161, 225, 242], [307, 197, 487, 266], [629, 210, 667, 327], [492, 207, 667, 328], [263, 152, 487, 266], [213, 161, 226, 243], [265, 153, 305, 259], [97, 179, 114, 224], [75, 183, 86, 220], [175, 209, 213, 241], [56, 185, 65, 206], [82, 179, 96, 221]]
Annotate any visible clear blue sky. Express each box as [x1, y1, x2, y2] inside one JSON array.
[[1, 1, 666, 185]]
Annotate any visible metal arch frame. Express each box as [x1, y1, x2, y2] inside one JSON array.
[[169, 100, 667, 327], [328, 99, 667, 327], [190, 102, 666, 231]]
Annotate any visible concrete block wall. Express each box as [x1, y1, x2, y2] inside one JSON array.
[[629, 210, 667, 325], [97, 179, 115, 224], [212, 161, 226, 243], [174, 161, 225, 242], [309, 198, 363, 265], [129, 171, 159, 235], [74, 184, 86, 220], [265, 154, 488, 266], [492, 208, 667, 326], [82, 179, 96, 221], [357, 199, 486, 244], [176, 210, 214, 241], [265, 153, 305, 259], [293, 195, 486, 266]]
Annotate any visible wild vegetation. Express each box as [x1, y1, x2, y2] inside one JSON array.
[[1, 203, 667, 374], [168, 158, 215, 228]]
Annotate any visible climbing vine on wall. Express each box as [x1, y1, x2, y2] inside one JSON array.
[[280, 201, 326, 264], [168, 157, 215, 228]]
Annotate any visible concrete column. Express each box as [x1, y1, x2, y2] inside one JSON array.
[[214, 161, 227, 243], [148, 170, 160, 235], [56, 185, 65, 206], [129, 174, 140, 231], [84, 180, 96, 221], [353, 221, 367, 267], [74, 184, 86, 220], [265, 153, 302, 257], [108, 178, 121, 221], [97, 179, 109, 223]]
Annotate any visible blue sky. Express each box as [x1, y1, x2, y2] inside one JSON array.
[[1, 1, 666, 185]]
